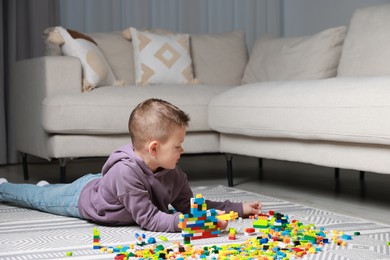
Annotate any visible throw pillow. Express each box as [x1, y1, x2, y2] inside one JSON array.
[[48, 26, 122, 92], [337, 4, 390, 76], [190, 31, 248, 86], [122, 27, 173, 41], [242, 26, 347, 84], [130, 27, 194, 85]]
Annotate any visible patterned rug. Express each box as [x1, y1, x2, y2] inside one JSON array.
[[0, 185, 389, 260]]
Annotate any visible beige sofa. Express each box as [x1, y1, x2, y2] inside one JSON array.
[[209, 4, 390, 185], [9, 4, 390, 186]]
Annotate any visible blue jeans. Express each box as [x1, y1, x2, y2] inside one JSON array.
[[0, 173, 102, 218]]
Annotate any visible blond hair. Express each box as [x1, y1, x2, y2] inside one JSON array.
[[129, 98, 190, 150]]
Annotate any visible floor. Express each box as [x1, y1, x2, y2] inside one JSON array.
[[1, 154, 389, 225]]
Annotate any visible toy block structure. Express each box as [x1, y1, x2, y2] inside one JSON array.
[[178, 194, 221, 241], [93, 227, 101, 249], [253, 214, 268, 229]]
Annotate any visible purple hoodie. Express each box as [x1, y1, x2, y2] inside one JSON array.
[[78, 144, 243, 232]]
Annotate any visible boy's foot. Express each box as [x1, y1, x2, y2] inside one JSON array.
[[0, 178, 8, 185], [36, 180, 49, 186]]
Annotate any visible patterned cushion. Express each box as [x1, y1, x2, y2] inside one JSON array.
[[130, 27, 194, 85]]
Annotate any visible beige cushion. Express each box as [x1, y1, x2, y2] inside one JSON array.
[[43, 27, 135, 85], [49, 26, 119, 92], [130, 27, 194, 85], [191, 31, 248, 86], [87, 32, 135, 85], [42, 84, 233, 134], [338, 4, 390, 76], [209, 77, 390, 145], [242, 26, 347, 84]]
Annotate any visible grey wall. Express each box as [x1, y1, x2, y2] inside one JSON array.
[[281, 0, 390, 37]]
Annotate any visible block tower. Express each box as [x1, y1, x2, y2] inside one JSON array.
[[93, 227, 101, 249], [178, 194, 220, 243]]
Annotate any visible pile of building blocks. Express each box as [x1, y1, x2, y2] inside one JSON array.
[[178, 194, 222, 244], [90, 194, 358, 259]]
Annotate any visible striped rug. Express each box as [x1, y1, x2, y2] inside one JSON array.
[[1, 185, 389, 259]]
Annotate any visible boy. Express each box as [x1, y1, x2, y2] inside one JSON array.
[[0, 98, 261, 232]]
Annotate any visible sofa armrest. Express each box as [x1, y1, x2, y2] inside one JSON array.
[[13, 56, 82, 96], [9, 56, 82, 160]]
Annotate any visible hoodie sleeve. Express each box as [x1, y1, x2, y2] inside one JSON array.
[[120, 182, 182, 232], [108, 162, 182, 232], [170, 170, 193, 215]]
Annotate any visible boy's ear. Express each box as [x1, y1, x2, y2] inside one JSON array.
[[148, 141, 159, 156]]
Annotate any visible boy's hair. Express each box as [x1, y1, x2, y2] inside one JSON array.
[[129, 98, 190, 150]]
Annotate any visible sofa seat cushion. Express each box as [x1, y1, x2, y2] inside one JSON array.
[[209, 77, 390, 145], [42, 84, 233, 134]]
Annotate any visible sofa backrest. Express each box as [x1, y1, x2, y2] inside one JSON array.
[[337, 4, 390, 77], [43, 28, 248, 86]]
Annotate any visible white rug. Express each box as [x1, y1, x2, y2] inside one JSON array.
[[0, 185, 389, 260]]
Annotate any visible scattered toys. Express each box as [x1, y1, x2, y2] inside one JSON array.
[[90, 194, 357, 259]]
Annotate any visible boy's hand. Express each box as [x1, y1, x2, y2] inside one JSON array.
[[216, 210, 228, 230], [242, 201, 262, 217]]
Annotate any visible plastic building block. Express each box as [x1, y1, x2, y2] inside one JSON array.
[[216, 211, 238, 221], [244, 227, 256, 236], [159, 235, 168, 242]]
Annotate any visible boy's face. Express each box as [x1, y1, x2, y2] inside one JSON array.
[[155, 126, 186, 170]]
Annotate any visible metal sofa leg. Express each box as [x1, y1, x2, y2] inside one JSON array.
[[22, 152, 29, 180], [224, 154, 234, 187], [59, 158, 68, 183], [258, 158, 263, 179], [359, 171, 365, 181], [334, 168, 340, 179]]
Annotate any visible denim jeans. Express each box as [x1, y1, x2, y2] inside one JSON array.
[[0, 173, 102, 218]]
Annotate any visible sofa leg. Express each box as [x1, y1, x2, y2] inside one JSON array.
[[59, 158, 68, 183], [225, 154, 234, 187], [334, 168, 340, 193], [359, 171, 365, 181], [21, 152, 29, 180], [334, 168, 340, 179], [258, 158, 263, 179], [359, 171, 366, 197]]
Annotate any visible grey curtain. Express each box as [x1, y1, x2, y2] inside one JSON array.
[[59, 0, 281, 51], [1, 0, 60, 164]]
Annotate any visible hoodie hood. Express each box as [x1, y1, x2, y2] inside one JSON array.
[[101, 143, 171, 177]]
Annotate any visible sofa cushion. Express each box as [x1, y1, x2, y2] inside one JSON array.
[[242, 26, 347, 84], [88, 31, 135, 85], [49, 26, 120, 92], [191, 31, 247, 86], [42, 84, 233, 134], [43, 28, 136, 85], [209, 77, 390, 145], [337, 4, 390, 77], [130, 27, 194, 85]]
